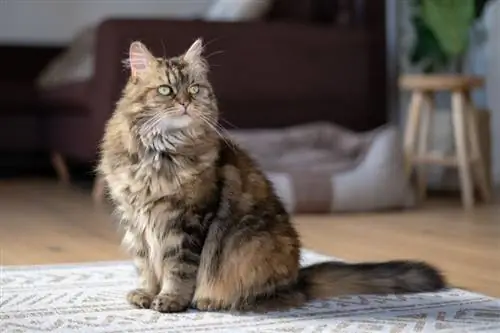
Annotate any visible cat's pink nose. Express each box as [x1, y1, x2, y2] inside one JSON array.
[[178, 100, 189, 111]]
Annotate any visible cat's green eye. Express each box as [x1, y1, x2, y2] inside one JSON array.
[[188, 84, 200, 95], [157, 85, 172, 96]]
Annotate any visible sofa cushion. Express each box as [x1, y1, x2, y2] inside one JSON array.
[[36, 26, 96, 89]]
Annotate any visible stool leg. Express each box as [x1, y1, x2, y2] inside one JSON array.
[[464, 93, 491, 202], [51, 151, 70, 185], [416, 92, 434, 201], [92, 176, 107, 203], [451, 92, 474, 209], [404, 91, 424, 176]]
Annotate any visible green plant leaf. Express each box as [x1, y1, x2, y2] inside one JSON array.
[[409, 15, 450, 71], [421, 0, 475, 57]]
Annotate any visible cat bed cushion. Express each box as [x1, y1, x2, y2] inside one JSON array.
[[229, 122, 415, 213]]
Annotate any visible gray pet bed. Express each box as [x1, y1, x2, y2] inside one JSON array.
[[229, 122, 415, 213]]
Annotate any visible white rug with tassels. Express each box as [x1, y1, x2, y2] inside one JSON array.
[[1, 250, 500, 333]]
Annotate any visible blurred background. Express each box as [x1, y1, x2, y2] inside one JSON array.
[[0, 0, 498, 299]]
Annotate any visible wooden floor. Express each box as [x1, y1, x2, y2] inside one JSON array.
[[1, 180, 499, 297]]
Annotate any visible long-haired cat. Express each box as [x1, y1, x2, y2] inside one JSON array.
[[97, 39, 446, 313]]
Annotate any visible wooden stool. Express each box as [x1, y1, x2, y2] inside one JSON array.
[[399, 74, 491, 209]]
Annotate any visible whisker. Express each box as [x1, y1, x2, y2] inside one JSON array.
[[160, 40, 167, 59], [218, 117, 239, 129], [205, 50, 225, 60], [202, 37, 223, 50], [198, 114, 236, 151], [140, 114, 164, 134], [138, 107, 183, 134]]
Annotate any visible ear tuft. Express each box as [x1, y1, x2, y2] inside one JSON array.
[[128, 41, 154, 76], [183, 38, 204, 63]]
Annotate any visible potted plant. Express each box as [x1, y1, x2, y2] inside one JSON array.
[[409, 0, 492, 73]]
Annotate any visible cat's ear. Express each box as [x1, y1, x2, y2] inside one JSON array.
[[183, 38, 208, 75], [128, 41, 155, 77], [183, 38, 204, 63]]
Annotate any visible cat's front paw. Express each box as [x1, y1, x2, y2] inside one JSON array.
[[127, 288, 155, 309], [151, 294, 189, 313]]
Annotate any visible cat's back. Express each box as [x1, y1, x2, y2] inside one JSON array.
[[216, 138, 287, 217]]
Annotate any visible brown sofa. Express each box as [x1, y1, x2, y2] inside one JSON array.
[[0, 45, 63, 173], [38, 0, 387, 195]]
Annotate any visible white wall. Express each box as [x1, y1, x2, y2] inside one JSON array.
[[0, 0, 213, 45]]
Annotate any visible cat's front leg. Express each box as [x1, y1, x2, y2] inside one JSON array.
[[123, 230, 160, 308], [127, 256, 160, 308], [151, 232, 202, 313]]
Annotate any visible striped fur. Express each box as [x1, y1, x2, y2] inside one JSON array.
[[98, 40, 446, 313]]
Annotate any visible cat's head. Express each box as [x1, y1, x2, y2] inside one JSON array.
[[120, 39, 218, 150]]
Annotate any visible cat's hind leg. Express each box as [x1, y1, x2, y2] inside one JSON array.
[[192, 216, 301, 312]]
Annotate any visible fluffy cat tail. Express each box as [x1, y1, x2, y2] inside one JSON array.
[[245, 260, 446, 312], [299, 260, 446, 297]]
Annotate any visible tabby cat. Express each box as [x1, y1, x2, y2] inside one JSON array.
[[97, 39, 446, 313]]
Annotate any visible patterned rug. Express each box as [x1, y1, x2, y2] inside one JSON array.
[[1, 250, 500, 333]]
